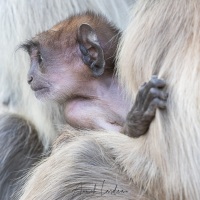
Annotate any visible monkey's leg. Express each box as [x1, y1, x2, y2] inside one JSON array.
[[0, 113, 44, 200], [123, 76, 168, 138]]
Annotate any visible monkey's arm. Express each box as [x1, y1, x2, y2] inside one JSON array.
[[123, 76, 168, 138]]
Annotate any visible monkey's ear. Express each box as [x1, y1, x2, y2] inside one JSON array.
[[77, 24, 105, 77]]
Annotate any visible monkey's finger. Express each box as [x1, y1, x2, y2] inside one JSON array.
[[149, 77, 166, 88], [134, 82, 147, 104], [144, 98, 167, 118], [143, 88, 168, 111], [141, 77, 166, 100]]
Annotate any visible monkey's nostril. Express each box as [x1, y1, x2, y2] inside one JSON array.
[[27, 76, 33, 84]]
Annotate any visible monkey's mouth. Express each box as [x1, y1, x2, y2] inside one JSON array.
[[31, 86, 50, 97], [31, 86, 48, 92]]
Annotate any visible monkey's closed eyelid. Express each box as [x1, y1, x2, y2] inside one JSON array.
[[37, 53, 44, 65]]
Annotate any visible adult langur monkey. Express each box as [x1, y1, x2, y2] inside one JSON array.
[[19, 0, 200, 199], [18, 12, 167, 200], [0, 1, 134, 199]]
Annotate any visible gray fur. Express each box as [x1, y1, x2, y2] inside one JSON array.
[[0, 114, 43, 200]]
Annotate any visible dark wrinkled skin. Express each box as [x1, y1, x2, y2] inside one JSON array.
[[123, 76, 168, 137]]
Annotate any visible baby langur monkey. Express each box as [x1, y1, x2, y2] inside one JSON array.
[[21, 12, 168, 137]]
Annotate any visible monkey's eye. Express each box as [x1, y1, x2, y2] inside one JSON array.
[[38, 53, 43, 64]]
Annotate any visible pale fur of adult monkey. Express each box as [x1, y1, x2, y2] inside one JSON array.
[[19, 0, 200, 199], [117, 0, 200, 198], [0, 0, 133, 149]]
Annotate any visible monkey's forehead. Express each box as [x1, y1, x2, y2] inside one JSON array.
[[34, 29, 77, 49]]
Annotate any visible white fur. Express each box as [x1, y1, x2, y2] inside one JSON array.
[[117, 0, 200, 199]]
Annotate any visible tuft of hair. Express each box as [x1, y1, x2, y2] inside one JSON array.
[[117, 0, 200, 199]]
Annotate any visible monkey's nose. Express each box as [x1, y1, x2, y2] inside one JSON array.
[[27, 76, 33, 84]]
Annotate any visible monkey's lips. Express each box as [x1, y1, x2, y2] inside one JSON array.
[[31, 86, 50, 97]]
